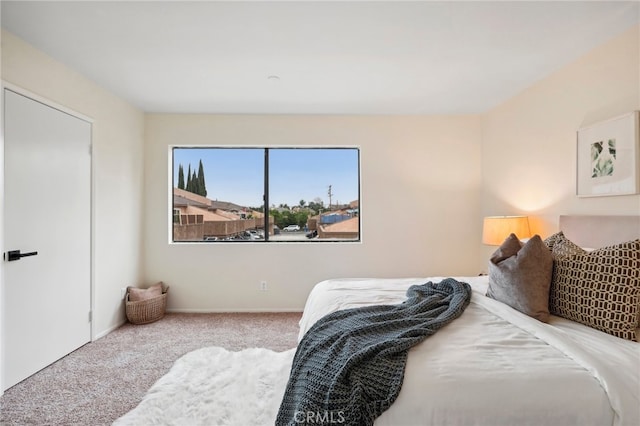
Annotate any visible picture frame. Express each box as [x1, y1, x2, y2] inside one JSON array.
[[576, 111, 640, 197]]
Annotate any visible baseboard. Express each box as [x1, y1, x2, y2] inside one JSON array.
[[92, 320, 126, 341]]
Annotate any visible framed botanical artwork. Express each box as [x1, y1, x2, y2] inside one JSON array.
[[576, 111, 639, 197]]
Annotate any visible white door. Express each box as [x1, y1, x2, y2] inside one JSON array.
[[3, 89, 91, 390]]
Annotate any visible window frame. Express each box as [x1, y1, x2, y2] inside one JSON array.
[[169, 145, 361, 244]]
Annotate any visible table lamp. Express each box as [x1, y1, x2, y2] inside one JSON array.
[[482, 216, 531, 245]]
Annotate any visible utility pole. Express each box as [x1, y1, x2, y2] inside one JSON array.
[[327, 185, 333, 210]]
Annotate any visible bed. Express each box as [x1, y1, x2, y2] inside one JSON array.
[[115, 215, 640, 426], [297, 275, 638, 426]]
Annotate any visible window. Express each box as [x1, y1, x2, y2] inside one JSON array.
[[171, 147, 360, 242]]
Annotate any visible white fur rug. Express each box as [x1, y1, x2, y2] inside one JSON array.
[[113, 346, 296, 426]]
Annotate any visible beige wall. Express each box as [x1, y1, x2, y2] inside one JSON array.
[[1, 30, 146, 338], [481, 24, 640, 254], [144, 114, 483, 311], [3, 21, 636, 324]]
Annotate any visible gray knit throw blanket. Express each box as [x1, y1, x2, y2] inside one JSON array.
[[276, 278, 472, 426]]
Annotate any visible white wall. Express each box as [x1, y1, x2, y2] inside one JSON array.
[[144, 114, 483, 311], [1, 30, 146, 339], [481, 24, 640, 248], [5, 15, 633, 344]]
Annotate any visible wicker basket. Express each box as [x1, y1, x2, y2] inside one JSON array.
[[125, 285, 169, 325]]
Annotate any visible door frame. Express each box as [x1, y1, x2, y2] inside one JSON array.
[[0, 82, 96, 394]]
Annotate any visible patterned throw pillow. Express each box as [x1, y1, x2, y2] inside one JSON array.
[[544, 232, 640, 341], [543, 232, 585, 259]]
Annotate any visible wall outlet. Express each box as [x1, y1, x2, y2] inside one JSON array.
[[260, 281, 268, 291], [121, 287, 127, 299]]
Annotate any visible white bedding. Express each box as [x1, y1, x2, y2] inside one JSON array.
[[115, 275, 640, 426], [299, 276, 640, 426]]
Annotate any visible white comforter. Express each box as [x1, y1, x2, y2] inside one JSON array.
[[299, 276, 640, 426]]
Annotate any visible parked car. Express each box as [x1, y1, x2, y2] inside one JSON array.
[[283, 224, 300, 232], [246, 230, 263, 240], [244, 229, 264, 240]]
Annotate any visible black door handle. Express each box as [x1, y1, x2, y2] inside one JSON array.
[[6, 250, 38, 261]]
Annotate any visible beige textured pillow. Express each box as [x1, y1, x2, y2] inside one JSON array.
[[486, 234, 554, 322], [546, 233, 640, 341], [129, 282, 163, 302]]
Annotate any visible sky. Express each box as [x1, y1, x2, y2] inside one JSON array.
[[173, 147, 359, 208]]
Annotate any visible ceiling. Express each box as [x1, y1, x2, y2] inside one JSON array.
[[2, 1, 639, 115]]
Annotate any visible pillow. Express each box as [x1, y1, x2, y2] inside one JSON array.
[[545, 232, 640, 341], [543, 231, 585, 259], [543, 232, 561, 249], [129, 282, 163, 302], [545, 231, 640, 328], [486, 233, 553, 322]]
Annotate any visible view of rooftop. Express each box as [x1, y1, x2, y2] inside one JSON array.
[[172, 187, 358, 243]]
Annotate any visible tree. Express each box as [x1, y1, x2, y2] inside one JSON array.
[[294, 211, 309, 228], [182, 160, 207, 197], [191, 170, 199, 195], [177, 164, 185, 189], [270, 210, 284, 229], [197, 160, 207, 197], [299, 199, 306, 207], [308, 199, 324, 213], [186, 164, 192, 192]]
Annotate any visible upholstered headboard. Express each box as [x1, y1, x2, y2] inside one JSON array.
[[559, 215, 640, 248]]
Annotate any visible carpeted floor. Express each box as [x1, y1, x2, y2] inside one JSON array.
[[0, 312, 301, 426]]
